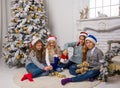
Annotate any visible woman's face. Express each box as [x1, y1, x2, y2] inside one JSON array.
[[35, 42, 43, 50], [79, 36, 85, 45], [86, 40, 95, 50], [49, 40, 56, 47]]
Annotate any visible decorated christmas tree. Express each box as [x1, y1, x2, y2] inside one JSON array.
[[3, 0, 50, 67]]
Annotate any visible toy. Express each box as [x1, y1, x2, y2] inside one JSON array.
[[60, 53, 68, 64], [76, 61, 89, 74]]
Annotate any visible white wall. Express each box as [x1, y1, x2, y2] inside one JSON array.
[[45, 0, 89, 48], [46, 0, 74, 48]]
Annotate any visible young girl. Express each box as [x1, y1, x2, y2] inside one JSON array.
[[61, 34, 104, 85], [60, 32, 88, 75], [21, 36, 51, 82], [45, 36, 62, 72]]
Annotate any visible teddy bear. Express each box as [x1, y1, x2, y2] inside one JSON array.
[[75, 61, 89, 74]]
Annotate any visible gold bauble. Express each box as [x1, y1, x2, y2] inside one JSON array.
[[17, 7, 22, 11], [34, 14, 38, 18], [37, 7, 43, 12], [22, 26, 27, 31], [11, 18, 18, 23], [30, 6, 34, 11], [21, 54, 24, 58], [27, 20, 30, 24], [16, 40, 23, 47], [15, 29, 19, 33], [33, 33, 39, 37], [5, 47, 9, 51], [16, 55, 21, 60], [41, 16, 45, 19]]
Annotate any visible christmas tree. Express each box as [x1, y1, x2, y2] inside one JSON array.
[[3, 0, 50, 67]]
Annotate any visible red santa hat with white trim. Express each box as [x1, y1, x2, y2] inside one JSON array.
[[47, 35, 57, 41], [79, 31, 88, 37], [31, 36, 41, 46]]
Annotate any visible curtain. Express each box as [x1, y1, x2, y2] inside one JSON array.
[[0, 0, 9, 57]]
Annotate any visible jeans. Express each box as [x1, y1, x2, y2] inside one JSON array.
[[51, 57, 63, 72], [69, 64, 78, 75], [72, 70, 100, 82], [59, 60, 75, 69], [26, 63, 49, 78]]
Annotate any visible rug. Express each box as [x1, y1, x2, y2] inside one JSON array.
[[13, 68, 100, 88]]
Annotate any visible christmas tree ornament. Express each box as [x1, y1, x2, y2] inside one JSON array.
[[18, 6, 23, 11], [37, 7, 43, 12], [15, 29, 19, 34], [22, 26, 27, 31], [29, 5, 34, 11]]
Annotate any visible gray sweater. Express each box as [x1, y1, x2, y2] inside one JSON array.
[[64, 42, 83, 64], [87, 47, 103, 70], [25, 50, 45, 69]]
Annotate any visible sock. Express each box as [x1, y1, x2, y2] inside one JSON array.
[[61, 78, 72, 85], [89, 77, 95, 82], [21, 74, 27, 81], [27, 73, 33, 82], [21, 73, 33, 82]]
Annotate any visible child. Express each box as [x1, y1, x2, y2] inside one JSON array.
[[21, 36, 51, 82], [60, 32, 88, 75], [61, 34, 104, 85], [45, 36, 62, 72]]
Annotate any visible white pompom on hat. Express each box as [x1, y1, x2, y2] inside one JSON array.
[[31, 36, 41, 46], [47, 36, 57, 41], [86, 34, 97, 44], [79, 31, 88, 37]]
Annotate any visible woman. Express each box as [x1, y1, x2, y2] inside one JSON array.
[[60, 32, 88, 75]]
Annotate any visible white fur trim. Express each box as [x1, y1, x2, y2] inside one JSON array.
[[60, 59, 68, 64], [86, 37, 96, 44], [47, 37, 56, 41], [31, 37, 41, 45], [80, 34, 88, 37]]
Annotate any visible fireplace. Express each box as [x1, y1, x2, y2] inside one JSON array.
[[77, 17, 120, 53]]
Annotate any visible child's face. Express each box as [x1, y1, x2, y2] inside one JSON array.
[[86, 40, 95, 50], [79, 36, 85, 45], [35, 42, 43, 50], [49, 40, 56, 47]]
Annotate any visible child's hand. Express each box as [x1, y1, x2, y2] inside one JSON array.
[[62, 49, 68, 56], [48, 65, 53, 70], [44, 65, 53, 71]]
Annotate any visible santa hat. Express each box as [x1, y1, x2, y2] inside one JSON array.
[[86, 34, 97, 44], [31, 36, 41, 46], [79, 31, 88, 37], [47, 36, 57, 41]]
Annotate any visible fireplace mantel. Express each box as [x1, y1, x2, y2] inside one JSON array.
[[77, 16, 120, 32], [76, 17, 120, 53]]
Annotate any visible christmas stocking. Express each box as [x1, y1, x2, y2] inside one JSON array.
[[21, 72, 33, 82]]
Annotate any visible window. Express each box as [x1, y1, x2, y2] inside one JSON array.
[[89, 0, 120, 18]]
